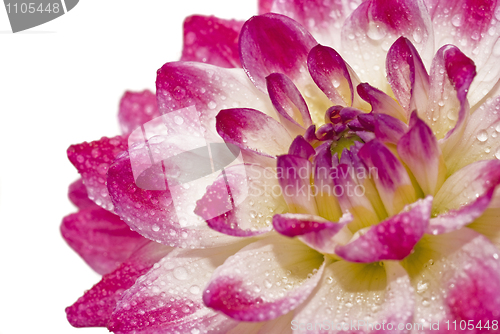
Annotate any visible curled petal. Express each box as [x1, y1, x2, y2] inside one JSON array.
[[426, 45, 475, 143], [341, 0, 433, 89], [203, 236, 325, 322], [429, 159, 500, 234], [336, 197, 432, 262], [386, 36, 430, 118], [293, 261, 414, 333], [357, 82, 407, 122], [66, 242, 172, 327], [373, 113, 408, 145], [181, 15, 244, 68], [358, 139, 418, 216], [428, 0, 500, 106], [195, 164, 287, 237], [118, 90, 160, 135], [67, 136, 128, 211], [239, 13, 317, 92], [266, 72, 312, 134], [288, 135, 315, 160], [216, 108, 293, 157], [273, 212, 352, 254], [397, 112, 446, 196]]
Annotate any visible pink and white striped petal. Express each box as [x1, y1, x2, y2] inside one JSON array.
[[293, 260, 414, 334], [266, 72, 312, 136], [336, 196, 432, 262], [181, 15, 244, 68], [429, 159, 500, 234], [66, 242, 172, 328], [277, 154, 318, 215], [357, 82, 408, 122], [341, 0, 433, 91], [109, 243, 252, 334], [61, 205, 149, 275], [107, 150, 240, 248], [216, 108, 293, 157], [373, 113, 408, 145], [288, 135, 315, 160], [443, 96, 500, 174], [426, 45, 475, 143], [272, 212, 352, 254], [307, 44, 355, 107], [239, 13, 317, 92], [401, 228, 500, 332], [156, 62, 275, 140], [397, 112, 446, 196], [195, 164, 287, 237], [118, 90, 160, 136], [358, 139, 418, 216], [67, 136, 128, 212], [203, 236, 325, 322], [426, 0, 500, 106], [261, 0, 363, 49], [386, 37, 430, 118]]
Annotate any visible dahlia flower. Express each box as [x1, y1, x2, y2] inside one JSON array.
[[62, 0, 500, 333]]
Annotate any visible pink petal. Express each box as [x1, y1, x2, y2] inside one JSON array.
[[68, 178, 95, 209], [402, 228, 500, 331], [293, 261, 414, 333], [266, 72, 312, 135], [288, 135, 315, 160], [429, 159, 500, 234], [357, 82, 408, 122], [336, 196, 432, 262], [277, 154, 318, 215], [67, 136, 128, 211], [264, 0, 363, 49], [239, 13, 317, 92], [427, 0, 500, 106], [156, 61, 275, 140], [195, 164, 287, 237], [216, 108, 293, 157], [61, 206, 149, 275], [118, 90, 160, 135], [203, 236, 325, 322], [273, 212, 352, 254], [386, 37, 430, 118], [426, 45, 476, 143], [109, 243, 250, 333], [181, 15, 244, 68], [397, 112, 446, 196], [358, 139, 418, 216], [341, 0, 433, 89], [107, 150, 240, 248], [307, 44, 354, 107], [444, 96, 500, 174], [258, 0, 273, 14], [66, 242, 172, 327], [373, 113, 408, 145]]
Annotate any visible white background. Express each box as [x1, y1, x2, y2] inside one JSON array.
[[0, 1, 254, 333]]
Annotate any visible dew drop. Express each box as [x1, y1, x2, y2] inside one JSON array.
[[366, 21, 387, 40], [207, 101, 217, 109], [413, 28, 423, 43], [173, 267, 189, 280], [495, 147, 500, 160], [476, 129, 488, 142], [451, 14, 462, 27], [174, 116, 184, 125], [152, 224, 160, 232]]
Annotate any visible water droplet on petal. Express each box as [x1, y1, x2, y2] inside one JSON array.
[[477, 130, 488, 142], [366, 21, 387, 40]]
